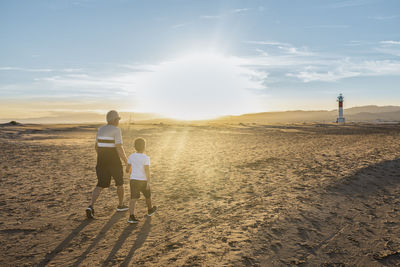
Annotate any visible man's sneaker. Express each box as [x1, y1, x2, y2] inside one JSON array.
[[128, 215, 139, 224], [147, 206, 158, 216], [86, 206, 94, 219], [116, 205, 129, 212]]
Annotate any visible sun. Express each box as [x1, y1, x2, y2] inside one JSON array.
[[134, 52, 265, 120]]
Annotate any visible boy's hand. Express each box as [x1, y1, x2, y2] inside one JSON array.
[[125, 165, 131, 174], [146, 182, 150, 191]]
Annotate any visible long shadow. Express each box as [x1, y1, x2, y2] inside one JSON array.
[[252, 158, 400, 265], [120, 217, 152, 267], [327, 158, 400, 196], [38, 219, 92, 267], [71, 212, 125, 267], [101, 221, 139, 266]]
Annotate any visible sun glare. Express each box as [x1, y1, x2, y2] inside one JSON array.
[[134, 52, 266, 120]]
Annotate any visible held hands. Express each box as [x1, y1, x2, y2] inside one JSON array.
[[125, 164, 131, 174]]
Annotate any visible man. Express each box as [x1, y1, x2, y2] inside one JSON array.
[[86, 110, 129, 219]]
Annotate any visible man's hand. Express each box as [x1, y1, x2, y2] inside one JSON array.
[[125, 164, 131, 174], [146, 182, 150, 191]]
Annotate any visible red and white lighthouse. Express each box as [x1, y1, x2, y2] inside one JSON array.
[[337, 93, 345, 123]]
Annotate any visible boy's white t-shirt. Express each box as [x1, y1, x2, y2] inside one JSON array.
[[127, 152, 150, 181]]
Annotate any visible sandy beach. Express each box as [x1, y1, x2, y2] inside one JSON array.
[[0, 123, 399, 266]]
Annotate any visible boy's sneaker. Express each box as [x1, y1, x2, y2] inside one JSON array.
[[116, 205, 129, 211], [128, 215, 139, 224], [147, 206, 158, 216], [86, 206, 94, 219]]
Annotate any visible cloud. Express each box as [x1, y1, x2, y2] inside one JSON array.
[[171, 23, 185, 29], [200, 15, 222, 19], [231, 8, 251, 14], [369, 15, 398, 20], [287, 69, 360, 82], [0, 67, 53, 72], [287, 59, 400, 82], [15, 53, 267, 119], [380, 40, 400, 45], [306, 25, 349, 29], [244, 41, 289, 46], [0, 67, 83, 73], [244, 41, 314, 56], [376, 41, 400, 57], [35, 73, 137, 94], [245, 39, 400, 82], [327, 0, 374, 9], [344, 40, 369, 46], [3, 34, 400, 117]]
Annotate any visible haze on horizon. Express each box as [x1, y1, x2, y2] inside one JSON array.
[[1, 0, 400, 121]]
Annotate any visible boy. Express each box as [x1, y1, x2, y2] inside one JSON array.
[[126, 137, 157, 223]]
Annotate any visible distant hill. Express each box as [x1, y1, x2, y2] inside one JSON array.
[[217, 105, 400, 124], [1, 105, 399, 124], [346, 110, 400, 122], [0, 112, 161, 124], [344, 105, 400, 115]]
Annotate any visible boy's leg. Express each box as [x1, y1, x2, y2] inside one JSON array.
[[129, 198, 137, 215], [128, 197, 139, 223], [129, 180, 140, 215], [143, 183, 157, 216]]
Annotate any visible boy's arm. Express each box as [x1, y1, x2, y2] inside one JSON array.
[[144, 165, 150, 189]]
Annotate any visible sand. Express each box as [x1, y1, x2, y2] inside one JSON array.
[[0, 123, 399, 266]]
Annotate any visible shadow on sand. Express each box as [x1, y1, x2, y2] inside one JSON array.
[[255, 158, 400, 266], [327, 158, 400, 196], [38, 219, 92, 267], [38, 210, 152, 267], [102, 216, 152, 267], [71, 212, 125, 267]]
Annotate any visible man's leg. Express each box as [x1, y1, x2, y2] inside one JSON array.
[[87, 186, 103, 219], [117, 185, 124, 206], [90, 186, 103, 207], [145, 197, 152, 210]]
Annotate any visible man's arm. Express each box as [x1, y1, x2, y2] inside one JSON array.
[[95, 142, 98, 153], [115, 144, 128, 165], [144, 165, 150, 189]]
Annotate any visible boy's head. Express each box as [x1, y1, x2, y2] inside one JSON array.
[[134, 137, 146, 153]]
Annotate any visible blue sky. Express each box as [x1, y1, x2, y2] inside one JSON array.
[[1, 0, 400, 119]]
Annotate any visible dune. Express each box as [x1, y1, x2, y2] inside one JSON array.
[[0, 122, 399, 266]]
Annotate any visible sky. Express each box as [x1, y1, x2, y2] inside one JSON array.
[[1, 0, 400, 120]]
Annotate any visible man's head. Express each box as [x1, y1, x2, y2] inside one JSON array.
[[134, 137, 146, 153], [106, 110, 121, 126]]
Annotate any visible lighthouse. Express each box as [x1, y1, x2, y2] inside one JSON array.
[[337, 93, 345, 123]]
